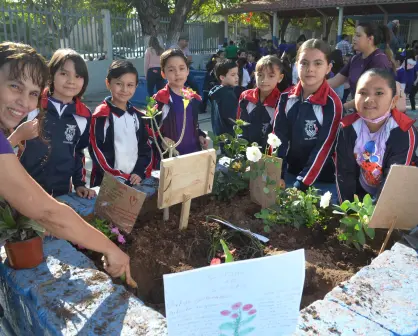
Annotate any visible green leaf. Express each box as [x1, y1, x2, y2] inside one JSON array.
[[363, 194, 373, 207], [263, 187, 270, 194], [340, 216, 358, 226], [239, 327, 256, 335], [357, 228, 366, 246], [1, 205, 16, 228], [364, 227, 375, 239], [240, 314, 256, 326], [340, 200, 351, 212], [354, 195, 360, 203], [220, 239, 234, 263], [219, 322, 235, 330]]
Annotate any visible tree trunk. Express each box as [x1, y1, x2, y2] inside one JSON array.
[[132, 0, 162, 37], [165, 0, 195, 47], [280, 18, 290, 42], [324, 17, 335, 42]]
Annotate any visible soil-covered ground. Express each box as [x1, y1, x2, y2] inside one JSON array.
[[83, 191, 399, 316]]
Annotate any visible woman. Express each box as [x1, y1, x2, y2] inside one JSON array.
[[0, 42, 134, 284], [328, 22, 395, 111], [144, 36, 165, 97]]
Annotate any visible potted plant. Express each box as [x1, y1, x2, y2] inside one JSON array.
[[0, 198, 45, 269]]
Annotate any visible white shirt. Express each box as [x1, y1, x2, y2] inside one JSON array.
[[242, 68, 251, 88], [112, 112, 139, 174]]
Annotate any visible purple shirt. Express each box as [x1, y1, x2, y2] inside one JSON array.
[[0, 131, 13, 155], [340, 49, 393, 96], [170, 90, 199, 155]]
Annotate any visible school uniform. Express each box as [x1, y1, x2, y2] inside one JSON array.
[[209, 85, 238, 136], [273, 81, 342, 191], [89, 97, 152, 187], [152, 85, 205, 163], [335, 109, 417, 203], [19, 91, 91, 197], [238, 87, 281, 149]]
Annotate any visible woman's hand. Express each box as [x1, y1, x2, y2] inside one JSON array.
[[199, 136, 209, 150], [102, 245, 134, 282], [8, 119, 39, 147], [75, 186, 96, 199], [129, 174, 142, 186]]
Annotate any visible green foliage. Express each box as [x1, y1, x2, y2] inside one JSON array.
[[88, 217, 117, 241], [333, 194, 375, 250], [220, 239, 234, 263], [0, 198, 45, 244], [255, 187, 328, 233]]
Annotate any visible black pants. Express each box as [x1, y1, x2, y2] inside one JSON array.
[[146, 67, 164, 97], [410, 85, 418, 110], [342, 88, 350, 104]]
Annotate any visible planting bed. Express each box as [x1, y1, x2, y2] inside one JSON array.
[[83, 191, 399, 316]]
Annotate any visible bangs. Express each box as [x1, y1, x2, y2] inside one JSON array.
[[7, 57, 49, 90], [63, 54, 89, 79], [255, 63, 276, 74]]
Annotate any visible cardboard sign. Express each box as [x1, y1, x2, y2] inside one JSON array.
[[164, 249, 305, 336], [250, 156, 283, 209], [369, 165, 418, 230], [158, 149, 216, 209], [94, 173, 146, 233]]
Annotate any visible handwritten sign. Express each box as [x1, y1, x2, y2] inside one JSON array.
[[164, 249, 305, 336], [94, 172, 146, 233]]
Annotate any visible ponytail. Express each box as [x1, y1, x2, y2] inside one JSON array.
[[384, 44, 397, 73]]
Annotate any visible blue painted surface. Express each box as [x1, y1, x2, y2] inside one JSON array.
[[0, 239, 167, 335], [131, 76, 149, 107], [295, 243, 418, 336]]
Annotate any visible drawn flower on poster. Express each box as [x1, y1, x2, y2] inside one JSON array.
[[219, 302, 257, 335]]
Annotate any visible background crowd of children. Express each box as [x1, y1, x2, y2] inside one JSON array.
[[5, 20, 418, 211]]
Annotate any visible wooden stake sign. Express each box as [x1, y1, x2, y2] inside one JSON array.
[[368, 165, 418, 254], [95, 172, 146, 233], [158, 149, 216, 230], [250, 156, 283, 209]]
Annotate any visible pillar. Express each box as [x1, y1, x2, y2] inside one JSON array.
[[322, 15, 327, 40], [224, 15, 228, 44], [101, 9, 113, 61], [273, 13, 278, 47], [337, 7, 344, 43]]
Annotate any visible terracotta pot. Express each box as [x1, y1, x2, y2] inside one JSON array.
[[5, 236, 44, 269]]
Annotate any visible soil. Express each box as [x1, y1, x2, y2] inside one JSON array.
[[83, 191, 400, 316]]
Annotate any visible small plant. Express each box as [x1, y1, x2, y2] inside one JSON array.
[[255, 187, 330, 233], [333, 194, 375, 250], [210, 238, 235, 265], [0, 198, 44, 244], [87, 217, 126, 246]]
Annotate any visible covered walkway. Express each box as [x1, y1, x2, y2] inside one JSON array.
[[220, 0, 418, 44]]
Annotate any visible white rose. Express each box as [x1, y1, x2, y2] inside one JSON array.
[[267, 133, 282, 149], [246, 146, 262, 163], [320, 191, 332, 209]]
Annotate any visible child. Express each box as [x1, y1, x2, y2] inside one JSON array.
[[153, 49, 208, 160], [208, 59, 239, 136], [89, 60, 152, 187], [235, 57, 251, 98], [396, 52, 417, 111], [336, 68, 417, 202], [18, 48, 95, 198], [246, 52, 256, 77], [238, 55, 284, 149], [273, 39, 342, 195]]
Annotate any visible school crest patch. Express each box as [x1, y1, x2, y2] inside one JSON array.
[[304, 120, 318, 140], [64, 124, 77, 143]]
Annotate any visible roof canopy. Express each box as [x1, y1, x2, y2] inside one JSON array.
[[220, 0, 418, 17]]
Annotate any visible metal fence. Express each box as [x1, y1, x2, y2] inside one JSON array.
[[0, 4, 224, 60]]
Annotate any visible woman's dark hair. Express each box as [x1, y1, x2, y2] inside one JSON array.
[[106, 60, 139, 84], [0, 42, 48, 134], [297, 34, 307, 44], [330, 49, 344, 74], [296, 39, 332, 63], [0, 42, 48, 93], [255, 55, 284, 74], [358, 22, 396, 72], [359, 68, 397, 98], [149, 36, 163, 56], [160, 49, 189, 70], [236, 57, 247, 86], [49, 48, 89, 98]]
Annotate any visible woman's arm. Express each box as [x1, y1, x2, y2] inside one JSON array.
[[343, 99, 355, 110], [327, 73, 347, 89], [0, 153, 133, 281]]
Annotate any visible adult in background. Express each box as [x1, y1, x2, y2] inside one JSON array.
[[328, 22, 395, 111], [0, 42, 134, 283], [336, 34, 352, 56], [144, 36, 165, 97], [387, 20, 401, 54]]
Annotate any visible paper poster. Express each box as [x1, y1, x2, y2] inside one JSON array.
[[164, 249, 305, 336], [94, 172, 146, 233]]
